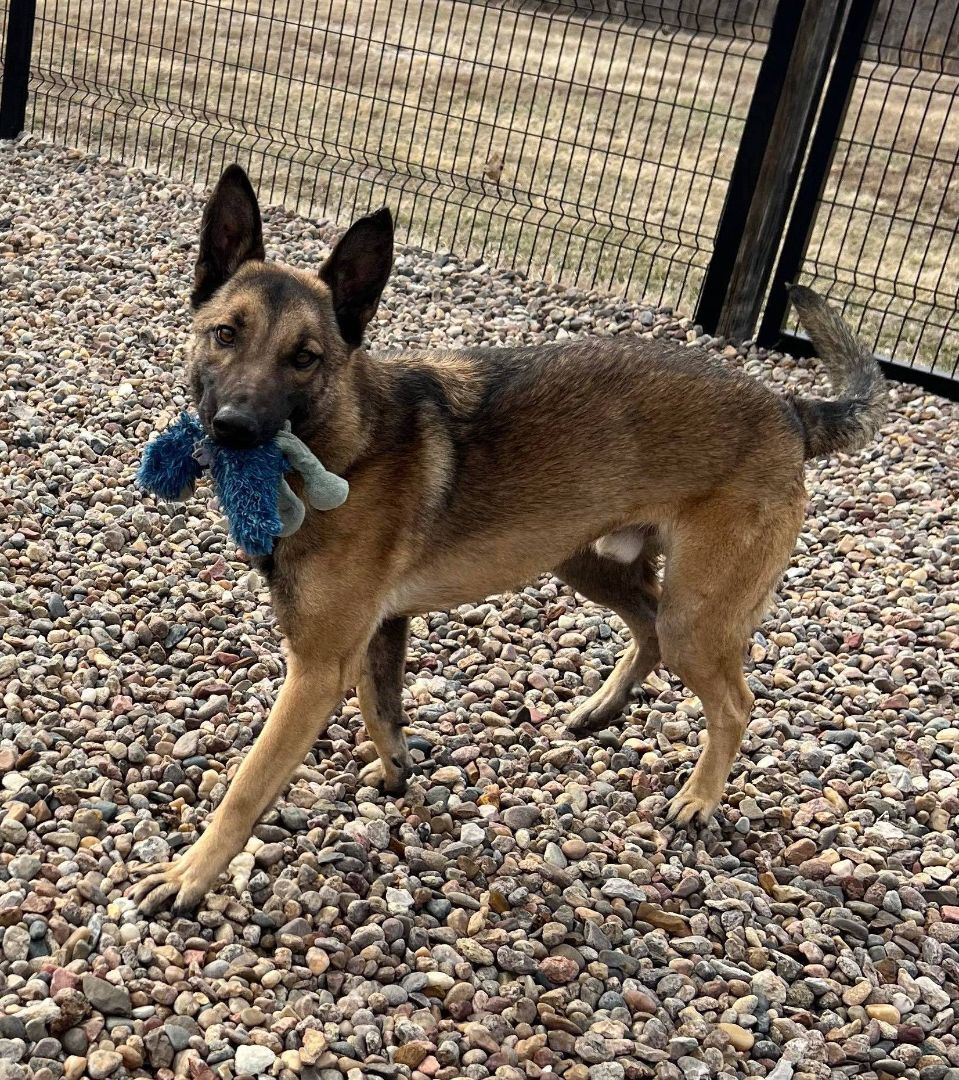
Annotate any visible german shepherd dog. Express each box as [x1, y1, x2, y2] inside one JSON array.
[[131, 166, 887, 914]]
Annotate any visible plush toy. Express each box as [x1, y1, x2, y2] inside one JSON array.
[[138, 413, 349, 556]]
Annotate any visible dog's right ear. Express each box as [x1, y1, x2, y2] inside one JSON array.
[[192, 165, 265, 308]]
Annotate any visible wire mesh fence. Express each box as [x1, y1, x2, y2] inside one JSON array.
[[18, 0, 775, 316], [782, 0, 959, 375], [2, 0, 957, 386]]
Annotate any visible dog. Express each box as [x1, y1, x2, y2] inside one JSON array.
[[130, 165, 887, 914]]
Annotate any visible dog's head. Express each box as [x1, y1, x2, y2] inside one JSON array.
[[188, 165, 393, 448]]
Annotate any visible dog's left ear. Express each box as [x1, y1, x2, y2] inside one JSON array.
[[319, 208, 394, 347], [192, 165, 265, 308]]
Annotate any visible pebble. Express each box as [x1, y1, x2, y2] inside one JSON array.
[[562, 837, 588, 860], [306, 947, 331, 975], [81, 977, 131, 1017], [601, 878, 648, 903], [1, 927, 30, 962], [234, 1045, 277, 1074], [0, 142, 956, 1080], [86, 1050, 122, 1079], [386, 887, 414, 914], [842, 980, 873, 1006], [539, 956, 580, 984], [502, 805, 540, 830], [916, 977, 951, 1010]]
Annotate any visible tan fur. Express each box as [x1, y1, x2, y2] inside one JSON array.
[[130, 170, 886, 915]]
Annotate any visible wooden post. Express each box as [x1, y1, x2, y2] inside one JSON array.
[[696, 0, 850, 342]]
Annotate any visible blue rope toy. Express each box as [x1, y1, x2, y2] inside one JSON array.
[[138, 413, 349, 556]]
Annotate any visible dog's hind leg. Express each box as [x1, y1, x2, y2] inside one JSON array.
[[657, 494, 803, 825], [357, 616, 413, 795], [556, 535, 661, 734]]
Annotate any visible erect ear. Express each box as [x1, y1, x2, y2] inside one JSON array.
[[319, 208, 394, 347], [191, 165, 265, 308]]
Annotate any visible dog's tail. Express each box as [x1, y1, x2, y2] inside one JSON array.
[[786, 285, 888, 460]]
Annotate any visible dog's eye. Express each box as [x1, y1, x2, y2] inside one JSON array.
[[213, 325, 236, 347], [291, 349, 321, 370]]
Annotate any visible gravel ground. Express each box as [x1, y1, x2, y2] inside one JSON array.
[[1, 140, 958, 1080]]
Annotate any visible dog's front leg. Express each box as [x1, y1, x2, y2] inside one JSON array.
[[356, 616, 412, 794], [129, 652, 355, 915]]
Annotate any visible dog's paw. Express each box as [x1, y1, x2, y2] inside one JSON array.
[[665, 780, 721, 827], [127, 852, 215, 916], [358, 754, 410, 796], [566, 696, 621, 735]]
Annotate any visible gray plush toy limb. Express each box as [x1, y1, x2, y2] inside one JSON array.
[[276, 478, 307, 537], [275, 425, 350, 512]]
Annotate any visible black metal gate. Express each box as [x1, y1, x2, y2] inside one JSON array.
[[696, 0, 959, 397], [1, 0, 956, 396]]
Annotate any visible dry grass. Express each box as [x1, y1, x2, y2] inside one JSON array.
[[793, 60, 959, 370], [19, 0, 959, 368], [23, 0, 765, 315]]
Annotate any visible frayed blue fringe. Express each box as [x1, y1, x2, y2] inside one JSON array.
[[137, 412, 204, 501], [208, 441, 290, 556], [138, 412, 292, 557]]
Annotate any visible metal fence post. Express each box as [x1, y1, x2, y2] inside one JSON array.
[[695, 0, 851, 342], [757, 0, 879, 349], [0, 0, 37, 139]]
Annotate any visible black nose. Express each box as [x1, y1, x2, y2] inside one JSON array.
[[211, 406, 260, 448]]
